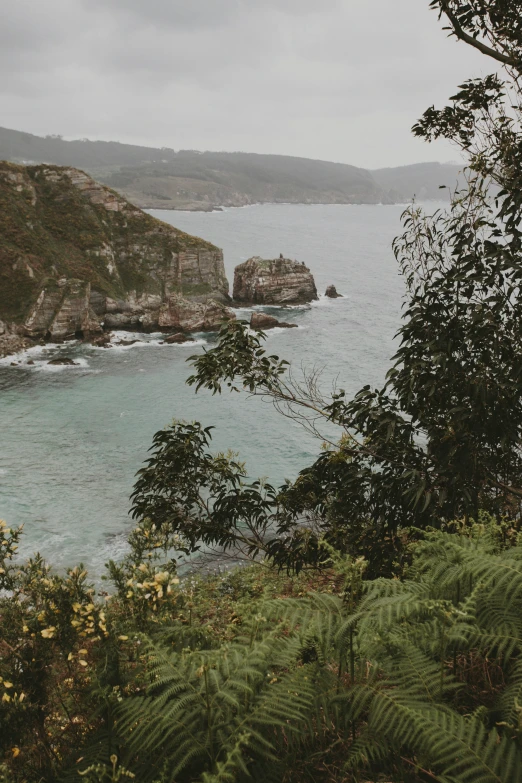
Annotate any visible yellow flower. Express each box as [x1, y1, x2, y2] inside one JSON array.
[[12, 747, 20, 758], [22, 625, 29, 633], [41, 627, 56, 639], [78, 660, 88, 667], [2, 693, 11, 703], [4, 681, 13, 689], [78, 649, 88, 655]]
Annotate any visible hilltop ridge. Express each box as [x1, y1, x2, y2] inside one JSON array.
[[0, 126, 463, 211]]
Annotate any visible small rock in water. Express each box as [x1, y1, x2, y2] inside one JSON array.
[[26, 359, 35, 365], [91, 332, 112, 347], [163, 333, 195, 344], [10, 362, 18, 366], [115, 339, 139, 346], [47, 357, 78, 366], [325, 285, 342, 298], [250, 312, 298, 330]]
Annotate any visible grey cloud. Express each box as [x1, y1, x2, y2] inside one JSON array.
[[83, 0, 241, 29], [84, 0, 340, 29], [0, 0, 487, 168]]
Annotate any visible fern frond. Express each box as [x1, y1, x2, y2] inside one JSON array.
[[348, 684, 522, 783]]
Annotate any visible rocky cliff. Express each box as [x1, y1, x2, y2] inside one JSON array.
[[233, 257, 318, 305], [0, 162, 232, 344]]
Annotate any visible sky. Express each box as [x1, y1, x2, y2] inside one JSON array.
[[1, 0, 490, 168]]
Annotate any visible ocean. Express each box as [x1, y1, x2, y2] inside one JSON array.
[[0, 202, 438, 575]]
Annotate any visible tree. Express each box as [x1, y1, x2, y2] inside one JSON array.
[[131, 1, 522, 576]]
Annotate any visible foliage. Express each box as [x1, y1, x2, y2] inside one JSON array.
[[5, 3, 522, 782], [3, 515, 522, 782], [122, 0, 522, 577]]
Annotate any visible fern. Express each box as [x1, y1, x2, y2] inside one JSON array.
[[114, 625, 334, 782]]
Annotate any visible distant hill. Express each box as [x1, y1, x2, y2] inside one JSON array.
[[0, 126, 464, 210], [372, 162, 466, 201], [0, 126, 178, 169]]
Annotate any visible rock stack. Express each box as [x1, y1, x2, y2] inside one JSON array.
[[325, 285, 342, 298], [233, 257, 317, 305]]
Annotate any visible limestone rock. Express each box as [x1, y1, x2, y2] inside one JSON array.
[[250, 312, 298, 330], [0, 333, 33, 359], [233, 257, 317, 304], [90, 332, 112, 347], [325, 285, 342, 298], [23, 279, 103, 340], [159, 295, 236, 332]]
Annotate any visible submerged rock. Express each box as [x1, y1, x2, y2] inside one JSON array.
[[115, 339, 139, 347], [250, 312, 298, 330], [233, 256, 317, 305], [325, 285, 342, 298], [47, 357, 78, 366], [163, 333, 196, 344]]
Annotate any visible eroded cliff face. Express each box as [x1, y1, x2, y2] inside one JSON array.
[[0, 163, 231, 340], [233, 257, 318, 304]]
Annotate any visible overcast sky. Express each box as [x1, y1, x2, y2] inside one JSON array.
[[1, 0, 489, 168]]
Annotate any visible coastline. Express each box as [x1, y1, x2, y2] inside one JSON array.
[[142, 197, 417, 213]]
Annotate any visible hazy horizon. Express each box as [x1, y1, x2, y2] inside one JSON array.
[[1, 1, 487, 168]]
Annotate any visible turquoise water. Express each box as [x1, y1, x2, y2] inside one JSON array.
[[0, 203, 426, 574]]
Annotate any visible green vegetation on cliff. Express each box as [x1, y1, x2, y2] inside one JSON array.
[[0, 162, 226, 325]]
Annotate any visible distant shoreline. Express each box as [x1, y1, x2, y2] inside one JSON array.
[[145, 199, 427, 213]]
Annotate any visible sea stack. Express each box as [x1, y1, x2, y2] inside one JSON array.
[[233, 256, 317, 305], [325, 285, 342, 298]]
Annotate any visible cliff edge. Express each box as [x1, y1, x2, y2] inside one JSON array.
[[0, 162, 231, 345]]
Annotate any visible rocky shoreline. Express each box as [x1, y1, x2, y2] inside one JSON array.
[[0, 162, 347, 363]]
